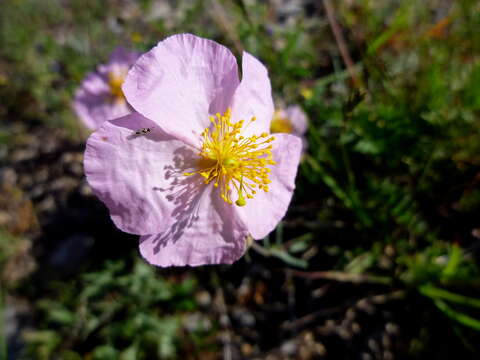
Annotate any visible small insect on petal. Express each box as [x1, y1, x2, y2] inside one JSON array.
[[134, 127, 153, 135], [127, 127, 156, 140]]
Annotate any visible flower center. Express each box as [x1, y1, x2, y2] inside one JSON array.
[[184, 108, 276, 207], [107, 71, 126, 103], [270, 110, 293, 134]]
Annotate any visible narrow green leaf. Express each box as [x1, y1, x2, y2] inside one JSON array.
[[420, 284, 480, 308], [433, 299, 480, 330]]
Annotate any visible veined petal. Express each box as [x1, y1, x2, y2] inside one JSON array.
[[122, 33, 240, 147], [230, 51, 274, 136], [235, 133, 302, 239], [139, 184, 249, 267], [84, 112, 198, 235]]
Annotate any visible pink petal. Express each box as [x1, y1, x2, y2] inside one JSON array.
[[122, 34, 240, 147], [108, 46, 140, 66], [230, 51, 274, 137], [73, 72, 132, 130], [73, 47, 140, 130], [235, 133, 302, 239], [84, 112, 199, 235], [285, 105, 308, 135], [139, 183, 250, 267]]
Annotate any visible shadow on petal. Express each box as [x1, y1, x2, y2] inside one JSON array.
[[138, 145, 249, 265], [149, 146, 207, 251]]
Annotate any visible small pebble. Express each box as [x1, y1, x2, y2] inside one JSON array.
[[80, 183, 93, 196], [337, 327, 352, 340], [33, 167, 49, 183], [361, 353, 372, 360], [367, 339, 380, 353], [346, 308, 356, 320], [314, 342, 327, 356], [37, 196, 56, 213], [195, 291, 212, 307], [281, 340, 297, 355], [385, 322, 399, 335], [68, 162, 83, 177], [11, 149, 36, 162], [232, 307, 255, 327], [383, 350, 394, 360], [351, 322, 361, 334], [382, 334, 392, 349], [0, 167, 17, 185], [241, 343, 254, 357], [18, 174, 33, 188]]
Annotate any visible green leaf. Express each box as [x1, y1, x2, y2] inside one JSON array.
[[93, 345, 119, 360], [443, 245, 463, 279], [269, 247, 308, 269], [420, 285, 480, 309], [433, 299, 480, 331], [345, 253, 374, 274]]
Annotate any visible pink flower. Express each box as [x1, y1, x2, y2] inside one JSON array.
[[271, 105, 308, 153], [84, 34, 302, 267], [271, 105, 308, 136], [73, 47, 140, 130]]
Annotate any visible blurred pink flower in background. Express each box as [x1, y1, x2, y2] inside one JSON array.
[[271, 105, 308, 151], [271, 105, 308, 136], [73, 47, 139, 130], [84, 34, 302, 267]]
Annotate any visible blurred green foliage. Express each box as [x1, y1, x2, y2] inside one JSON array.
[[2, 0, 480, 358], [23, 258, 206, 359]]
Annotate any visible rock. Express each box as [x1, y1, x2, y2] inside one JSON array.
[[0, 167, 17, 185], [281, 340, 297, 356], [195, 290, 212, 308], [11, 149, 36, 162], [232, 307, 256, 327]]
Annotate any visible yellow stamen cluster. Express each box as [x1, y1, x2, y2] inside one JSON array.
[[107, 71, 126, 103], [270, 110, 293, 134], [184, 108, 276, 206]]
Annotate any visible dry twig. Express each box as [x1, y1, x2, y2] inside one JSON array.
[[322, 0, 362, 88]]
